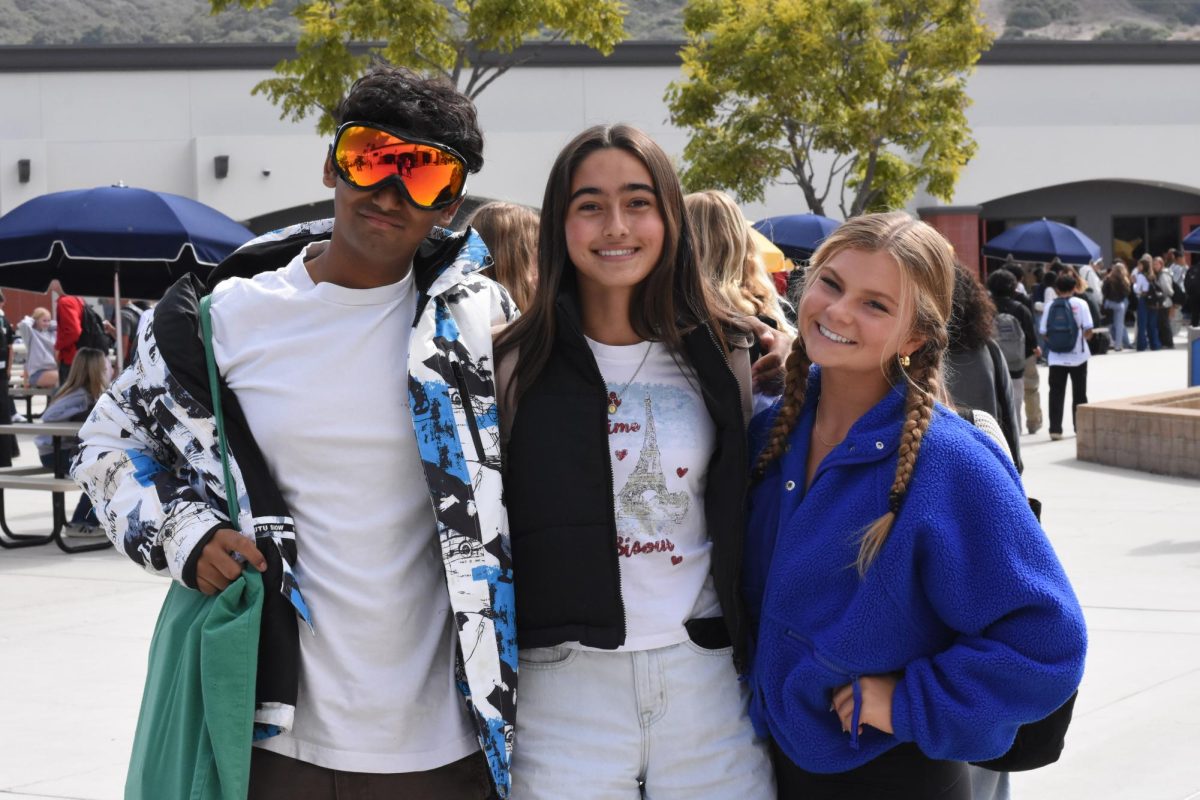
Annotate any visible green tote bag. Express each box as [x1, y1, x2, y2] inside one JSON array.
[[125, 295, 263, 800]]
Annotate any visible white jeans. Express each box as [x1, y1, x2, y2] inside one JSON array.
[[511, 641, 775, 799]]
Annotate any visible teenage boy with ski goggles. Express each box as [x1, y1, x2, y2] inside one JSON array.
[[74, 66, 517, 799]]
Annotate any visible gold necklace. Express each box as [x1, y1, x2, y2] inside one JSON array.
[[607, 342, 654, 415], [812, 408, 846, 448]]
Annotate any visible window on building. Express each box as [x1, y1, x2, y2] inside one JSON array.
[[1112, 215, 1179, 264]]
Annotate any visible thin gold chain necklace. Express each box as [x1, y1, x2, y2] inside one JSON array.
[[812, 407, 846, 448]]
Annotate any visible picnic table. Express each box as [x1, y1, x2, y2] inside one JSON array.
[[8, 386, 55, 420], [0, 421, 111, 554]]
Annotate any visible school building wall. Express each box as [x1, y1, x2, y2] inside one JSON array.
[[1, 40, 1198, 309]]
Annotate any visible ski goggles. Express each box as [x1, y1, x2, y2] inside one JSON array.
[[329, 122, 469, 210]]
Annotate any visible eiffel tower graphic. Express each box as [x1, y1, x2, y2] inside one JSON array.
[[617, 395, 689, 526]]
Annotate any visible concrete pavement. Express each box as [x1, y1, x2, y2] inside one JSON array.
[[1, 335, 1197, 800]]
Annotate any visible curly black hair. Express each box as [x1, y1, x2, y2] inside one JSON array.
[[335, 65, 485, 173], [947, 264, 997, 353], [986, 267, 1018, 299]]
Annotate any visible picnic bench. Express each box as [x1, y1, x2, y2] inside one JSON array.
[[0, 422, 111, 554], [8, 386, 55, 420]]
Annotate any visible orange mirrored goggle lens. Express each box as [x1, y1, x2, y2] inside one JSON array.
[[333, 124, 467, 209]]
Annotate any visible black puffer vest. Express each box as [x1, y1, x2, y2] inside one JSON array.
[[505, 295, 751, 671]]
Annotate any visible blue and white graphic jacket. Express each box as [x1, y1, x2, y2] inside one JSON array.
[[72, 221, 518, 797]]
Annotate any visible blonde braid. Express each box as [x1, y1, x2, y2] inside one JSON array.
[[752, 337, 812, 479], [855, 356, 938, 576]]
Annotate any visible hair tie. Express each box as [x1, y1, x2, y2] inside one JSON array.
[[888, 490, 903, 514]]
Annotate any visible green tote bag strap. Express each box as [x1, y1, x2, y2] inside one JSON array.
[[126, 294, 264, 800], [199, 295, 239, 526]]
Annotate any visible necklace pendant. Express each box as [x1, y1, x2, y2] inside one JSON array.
[[607, 403, 618, 415]]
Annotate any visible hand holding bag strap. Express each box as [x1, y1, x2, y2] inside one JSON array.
[[199, 295, 239, 525]]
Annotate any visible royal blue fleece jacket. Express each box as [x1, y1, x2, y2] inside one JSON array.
[[744, 368, 1086, 774]]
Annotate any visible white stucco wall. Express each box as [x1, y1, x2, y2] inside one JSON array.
[[1, 56, 1198, 221], [944, 62, 1200, 206]]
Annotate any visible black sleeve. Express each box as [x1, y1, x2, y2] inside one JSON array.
[[1015, 302, 1038, 360], [986, 339, 1023, 474], [748, 314, 779, 363]]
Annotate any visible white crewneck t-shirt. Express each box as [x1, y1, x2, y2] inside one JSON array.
[[210, 246, 476, 773], [581, 338, 722, 652]]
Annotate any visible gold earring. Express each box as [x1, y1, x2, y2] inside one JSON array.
[[899, 354, 911, 368]]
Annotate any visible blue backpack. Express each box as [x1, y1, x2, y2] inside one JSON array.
[[1045, 297, 1079, 354]]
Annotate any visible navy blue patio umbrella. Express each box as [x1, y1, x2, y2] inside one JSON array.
[[1183, 226, 1200, 253], [0, 184, 253, 299], [982, 219, 1101, 266], [752, 213, 841, 261], [0, 184, 253, 369]]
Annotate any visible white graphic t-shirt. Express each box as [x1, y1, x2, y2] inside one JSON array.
[[583, 337, 722, 651]]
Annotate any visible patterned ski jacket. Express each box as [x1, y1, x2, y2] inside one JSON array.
[[73, 221, 518, 797]]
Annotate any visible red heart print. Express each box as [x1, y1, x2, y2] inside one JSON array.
[[671, 555, 683, 566], [676, 467, 688, 478], [616, 449, 628, 461]]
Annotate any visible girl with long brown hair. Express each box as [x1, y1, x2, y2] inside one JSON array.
[[1101, 259, 1132, 350], [742, 212, 1085, 798], [496, 124, 775, 798]]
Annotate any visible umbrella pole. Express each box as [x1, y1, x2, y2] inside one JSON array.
[[113, 267, 123, 373]]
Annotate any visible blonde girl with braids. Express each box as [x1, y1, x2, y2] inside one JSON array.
[[684, 190, 796, 335], [741, 212, 1086, 799]]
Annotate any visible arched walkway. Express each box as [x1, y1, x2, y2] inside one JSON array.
[[980, 180, 1200, 265]]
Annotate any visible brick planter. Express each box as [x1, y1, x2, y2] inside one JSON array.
[[1076, 389, 1200, 479]]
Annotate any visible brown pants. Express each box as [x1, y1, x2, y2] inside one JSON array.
[[1022, 354, 1042, 433], [248, 747, 494, 800]]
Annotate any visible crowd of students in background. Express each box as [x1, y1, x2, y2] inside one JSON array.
[[957, 248, 1198, 443], [0, 291, 150, 535]]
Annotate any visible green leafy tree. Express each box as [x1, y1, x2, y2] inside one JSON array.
[[667, 0, 993, 218], [212, 0, 628, 133]]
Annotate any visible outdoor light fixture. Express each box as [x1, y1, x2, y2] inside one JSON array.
[[17, 159, 30, 183], [213, 155, 229, 180]]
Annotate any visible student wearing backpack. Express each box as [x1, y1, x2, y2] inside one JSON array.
[[987, 268, 1039, 435], [54, 293, 86, 385], [946, 266, 1022, 473], [1040, 273, 1094, 441], [54, 293, 114, 384]]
